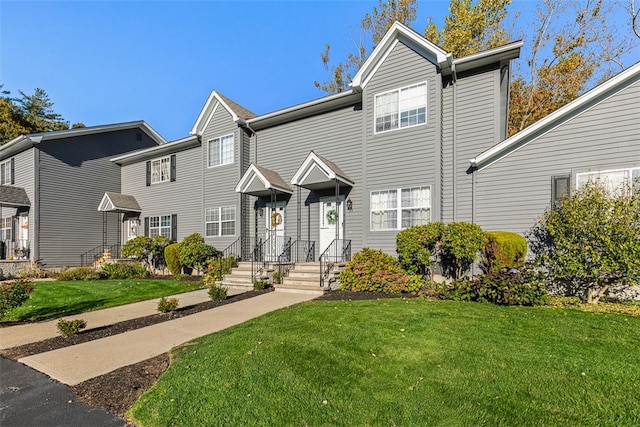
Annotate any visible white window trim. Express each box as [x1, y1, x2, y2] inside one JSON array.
[[149, 215, 171, 239], [576, 167, 640, 193], [205, 206, 236, 237], [150, 156, 171, 184], [1, 217, 12, 241], [0, 160, 12, 186], [374, 81, 428, 134], [370, 185, 431, 231], [207, 133, 235, 168]]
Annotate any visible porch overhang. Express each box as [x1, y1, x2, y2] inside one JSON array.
[[98, 192, 142, 214], [235, 164, 293, 197], [291, 151, 354, 191], [0, 186, 31, 208]]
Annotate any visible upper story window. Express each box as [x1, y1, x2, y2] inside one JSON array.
[[205, 206, 236, 237], [208, 134, 234, 167], [576, 167, 640, 195], [370, 186, 431, 231], [1, 159, 14, 185], [375, 82, 427, 133], [146, 155, 176, 186]]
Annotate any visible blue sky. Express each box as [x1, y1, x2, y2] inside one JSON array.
[[1, 1, 637, 141]]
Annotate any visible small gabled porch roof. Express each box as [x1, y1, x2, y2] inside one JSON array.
[[235, 164, 293, 197], [291, 151, 354, 191], [0, 186, 31, 208], [98, 192, 141, 213]]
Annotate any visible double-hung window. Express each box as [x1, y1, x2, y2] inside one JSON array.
[[0, 159, 13, 185], [375, 82, 427, 133], [205, 206, 236, 237], [208, 134, 234, 167], [576, 167, 640, 195], [149, 215, 172, 238], [371, 186, 431, 230], [0, 217, 12, 241], [150, 157, 171, 184]]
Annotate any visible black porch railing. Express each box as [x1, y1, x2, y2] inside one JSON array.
[[319, 239, 351, 288], [275, 239, 316, 283], [80, 244, 121, 266]]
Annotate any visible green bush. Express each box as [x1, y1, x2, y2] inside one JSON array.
[[121, 236, 153, 262], [57, 319, 87, 337], [340, 247, 422, 295], [0, 279, 34, 318], [165, 243, 182, 277], [440, 222, 486, 280], [396, 222, 445, 279], [443, 266, 548, 306], [179, 233, 218, 273], [480, 231, 527, 274], [101, 262, 149, 279], [157, 297, 179, 313], [203, 256, 237, 285], [254, 280, 268, 290], [56, 266, 104, 281], [208, 285, 228, 301]]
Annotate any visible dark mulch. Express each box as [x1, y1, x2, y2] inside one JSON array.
[[2, 289, 406, 418]]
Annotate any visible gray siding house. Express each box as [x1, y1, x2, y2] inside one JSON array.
[[469, 61, 640, 234], [115, 22, 522, 264], [0, 122, 164, 267]]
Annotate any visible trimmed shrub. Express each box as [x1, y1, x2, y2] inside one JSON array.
[[397, 222, 445, 279], [208, 285, 228, 301], [203, 256, 237, 285], [121, 236, 153, 263], [0, 279, 34, 318], [57, 319, 87, 337], [340, 247, 422, 295], [179, 233, 218, 273], [56, 266, 104, 281], [101, 262, 149, 279], [440, 222, 486, 280], [157, 297, 179, 313], [254, 280, 268, 290], [165, 243, 182, 277], [443, 266, 548, 306], [480, 231, 527, 274]]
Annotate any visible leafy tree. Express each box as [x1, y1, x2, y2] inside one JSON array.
[[314, 0, 417, 93], [527, 181, 640, 304], [16, 88, 69, 134], [424, 0, 513, 57]]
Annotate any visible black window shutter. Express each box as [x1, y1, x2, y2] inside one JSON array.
[[10, 158, 15, 185], [170, 154, 176, 182], [11, 216, 16, 242], [144, 217, 149, 236], [171, 214, 177, 242], [146, 161, 151, 186]]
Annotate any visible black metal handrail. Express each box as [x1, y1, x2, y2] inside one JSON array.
[[80, 244, 121, 266], [275, 239, 316, 283], [319, 239, 351, 288]]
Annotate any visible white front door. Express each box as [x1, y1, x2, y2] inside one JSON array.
[[319, 196, 344, 256], [265, 201, 286, 261]]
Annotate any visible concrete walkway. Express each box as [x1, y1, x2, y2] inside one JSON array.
[[16, 291, 316, 386]]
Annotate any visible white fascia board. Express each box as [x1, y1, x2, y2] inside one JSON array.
[[453, 40, 523, 73], [471, 61, 640, 171], [190, 91, 216, 136], [191, 91, 241, 136], [111, 135, 199, 164]]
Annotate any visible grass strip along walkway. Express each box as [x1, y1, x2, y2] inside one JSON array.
[[129, 298, 640, 426]]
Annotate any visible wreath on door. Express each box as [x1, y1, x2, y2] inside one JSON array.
[[271, 212, 283, 227], [326, 209, 338, 225]]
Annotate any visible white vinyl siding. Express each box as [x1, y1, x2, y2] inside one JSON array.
[[149, 215, 171, 238], [205, 206, 236, 237], [207, 134, 234, 167], [150, 156, 170, 184], [576, 167, 640, 195], [375, 82, 427, 133], [0, 160, 12, 185], [371, 186, 431, 230]]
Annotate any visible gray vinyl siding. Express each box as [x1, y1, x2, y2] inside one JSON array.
[[441, 83, 453, 222], [362, 40, 440, 254], [475, 78, 640, 235], [254, 105, 363, 255], [454, 67, 501, 224], [37, 129, 157, 266], [202, 103, 242, 251], [121, 144, 203, 243]]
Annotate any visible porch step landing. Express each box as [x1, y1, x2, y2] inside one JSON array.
[[217, 261, 272, 292], [274, 262, 345, 295]]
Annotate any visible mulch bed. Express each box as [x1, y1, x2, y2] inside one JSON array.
[[2, 289, 404, 418]]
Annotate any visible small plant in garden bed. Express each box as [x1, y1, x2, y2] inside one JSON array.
[[253, 280, 268, 290], [208, 285, 227, 301], [0, 278, 34, 318], [157, 297, 179, 313], [56, 266, 104, 281], [57, 319, 87, 337]]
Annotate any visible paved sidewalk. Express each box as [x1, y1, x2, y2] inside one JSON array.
[[18, 292, 316, 386], [0, 288, 244, 349]]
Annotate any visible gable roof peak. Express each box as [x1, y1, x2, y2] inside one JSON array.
[[190, 90, 256, 136]]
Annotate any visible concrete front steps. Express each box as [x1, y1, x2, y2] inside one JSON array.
[[274, 262, 344, 295], [217, 261, 272, 292]]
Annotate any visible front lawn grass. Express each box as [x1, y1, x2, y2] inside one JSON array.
[[1, 279, 203, 322], [129, 298, 640, 426]]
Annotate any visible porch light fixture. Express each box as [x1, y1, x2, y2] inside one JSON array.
[[346, 198, 353, 212]]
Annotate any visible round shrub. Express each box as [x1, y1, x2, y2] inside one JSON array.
[[179, 233, 218, 273], [56, 319, 87, 337], [164, 243, 182, 277], [0, 279, 34, 318], [396, 222, 444, 278], [340, 247, 422, 295], [480, 231, 527, 274], [56, 266, 104, 281], [440, 222, 485, 280], [157, 297, 179, 313], [208, 285, 228, 301], [101, 262, 149, 279]]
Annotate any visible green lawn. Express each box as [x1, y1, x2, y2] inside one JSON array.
[[129, 298, 640, 426], [1, 279, 203, 322]]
